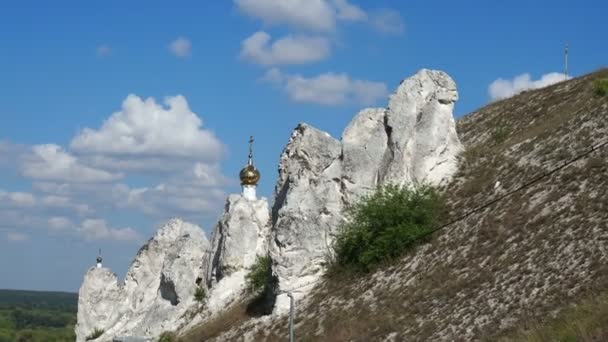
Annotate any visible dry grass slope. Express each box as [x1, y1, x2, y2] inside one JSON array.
[[186, 69, 608, 341]]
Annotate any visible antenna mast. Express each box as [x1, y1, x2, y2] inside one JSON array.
[[564, 43, 569, 80]]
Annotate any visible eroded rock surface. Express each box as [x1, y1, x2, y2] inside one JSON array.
[[270, 69, 463, 312], [76, 69, 464, 337], [75, 219, 210, 342], [206, 194, 270, 312]]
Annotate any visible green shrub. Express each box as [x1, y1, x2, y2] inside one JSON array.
[[332, 184, 445, 272], [593, 78, 608, 97], [245, 255, 272, 295], [491, 126, 510, 144], [85, 328, 104, 341], [193, 286, 206, 303], [158, 331, 177, 342]]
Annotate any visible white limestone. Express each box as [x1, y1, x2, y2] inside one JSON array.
[[206, 194, 270, 311], [270, 69, 463, 313], [76, 68, 464, 335], [269, 124, 345, 312], [75, 219, 210, 342], [383, 69, 463, 185]]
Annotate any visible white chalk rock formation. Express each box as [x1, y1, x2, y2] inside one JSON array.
[[271, 69, 463, 312], [75, 219, 210, 342], [270, 124, 344, 311], [76, 268, 124, 341], [383, 69, 462, 185], [206, 194, 270, 312], [76, 69, 464, 333]]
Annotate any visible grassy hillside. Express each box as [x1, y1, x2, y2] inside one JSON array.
[[0, 290, 77, 342], [182, 69, 608, 341]]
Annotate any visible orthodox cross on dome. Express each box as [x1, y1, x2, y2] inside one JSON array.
[[248, 135, 254, 166], [240, 135, 260, 200], [96, 248, 103, 268]]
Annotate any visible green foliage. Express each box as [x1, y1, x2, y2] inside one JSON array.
[[245, 255, 272, 295], [159, 331, 177, 342], [0, 290, 77, 312], [85, 328, 104, 341], [10, 308, 74, 329], [0, 290, 77, 342], [593, 77, 608, 97], [492, 126, 511, 144], [193, 286, 206, 303], [332, 184, 445, 272], [499, 293, 608, 341]]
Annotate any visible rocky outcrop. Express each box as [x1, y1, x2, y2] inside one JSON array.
[[383, 69, 462, 185], [75, 219, 210, 342], [270, 69, 463, 312], [269, 124, 345, 311], [76, 68, 464, 337], [206, 194, 270, 312], [76, 268, 124, 341]]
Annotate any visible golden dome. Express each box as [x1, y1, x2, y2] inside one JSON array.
[[240, 164, 260, 186], [240, 135, 260, 186]]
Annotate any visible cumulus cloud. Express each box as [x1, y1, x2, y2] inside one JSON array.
[[6, 232, 28, 242], [112, 182, 226, 218], [0, 191, 36, 207], [235, 0, 337, 32], [331, 0, 367, 21], [48, 216, 74, 231], [1, 93, 232, 246], [370, 9, 405, 35], [489, 72, 570, 101], [235, 0, 403, 35], [41, 195, 91, 215], [21, 144, 121, 183], [263, 68, 388, 106], [169, 37, 192, 57], [79, 219, 141, 242], [70, 95, 225, 161], [241, 31, 331, 66]]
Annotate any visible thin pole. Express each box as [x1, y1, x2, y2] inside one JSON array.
[[287, 292, 295, 342], [564, 43, 569, 80]]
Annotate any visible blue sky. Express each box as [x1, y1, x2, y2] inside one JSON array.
[[0, 0, 606, 292]]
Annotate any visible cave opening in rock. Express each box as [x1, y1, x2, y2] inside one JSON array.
[[159, 274, 180, 306]]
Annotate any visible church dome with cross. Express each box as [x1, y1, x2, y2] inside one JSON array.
[[240, 164, 260, 186], [240, 136, 260, 200]]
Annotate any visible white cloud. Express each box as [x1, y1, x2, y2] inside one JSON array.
[[488, 72, 570, 101], [112, 182, 226, 217], [332, 0, 366, 21], [235, 0, 336, 32], [370, 9, 405, 35], [235, 0, 403, 35], [6, 232, 28, 242], [96, 44, 112, 57], [191, 162, 231, 186], [48, 216, 74, 231], [22, 144, 121, 183], [241, 31, 331, 66], [41, 195, 92, 215], [169, 37, 192, 57], [70, 95, 225, 161], [1, 191, 36, 207], [263, 68, 388, 106], [79, 219, 141, 242]]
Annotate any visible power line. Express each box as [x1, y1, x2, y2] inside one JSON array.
[[273, 139, 607, 342], [274, 138, 607, 341], [421, 139, 608, 240], [279, 139, 607, 294]]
